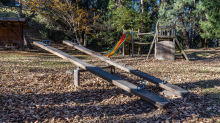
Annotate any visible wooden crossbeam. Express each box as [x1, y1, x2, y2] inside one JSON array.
[[158, 36, 174, 38], [34, 41, 170, 109], [136, 33, 155, 36], [9, 26, 20, 38], [134, 42, 151, 45], [158, 26, 175, 28], [63, 40, 189, 96]]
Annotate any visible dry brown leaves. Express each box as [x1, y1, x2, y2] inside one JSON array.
[[0, 48, 220, 122]]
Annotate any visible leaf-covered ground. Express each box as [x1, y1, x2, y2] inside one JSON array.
[[0, 46, 220, 122]]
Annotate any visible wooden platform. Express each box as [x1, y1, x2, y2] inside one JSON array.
[[63, 40, 189, 96], [34, 41, 170, 109]]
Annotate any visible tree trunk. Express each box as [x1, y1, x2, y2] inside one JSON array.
[[205, 38, 207, 48], [141, 0, 144, 32], [23, 30, 33, 49], [79, 32, 83, 46], [83, 33, 87, 47], [217, 39, 220, 47], [200, 36, 204, 48], [183, 31, 190, 49], [18, 0, 22, 18], [76, 33, 80, 44], [191, 22, 194, 48], [108, 12, 110, 33], [179, 11, 189, 49]]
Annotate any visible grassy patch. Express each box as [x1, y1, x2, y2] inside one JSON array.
[[3, 66, 9, 68]]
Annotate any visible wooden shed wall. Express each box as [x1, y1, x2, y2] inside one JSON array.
[[0, 28, 23, 46]]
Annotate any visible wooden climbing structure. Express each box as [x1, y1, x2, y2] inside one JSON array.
[[147, 22, 189, 60], [122, 23, 189, 60]]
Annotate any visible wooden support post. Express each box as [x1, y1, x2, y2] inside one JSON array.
[[171, 28, 174, 37], [74, 65, 115, 86], [123, 43, 125, 58], [74, 69, 80, 86], [138, 28, 140, 57], [123, 29, 125, 58], [110, 66, 115, 75], [168, 28, 170, 36], [155, 24, 158, 59], [146, 33, 156, 60], [131, 28, 134, 58], [155, 39, 157, 58], [138, 44, 140, 57]]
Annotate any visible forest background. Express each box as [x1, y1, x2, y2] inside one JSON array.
[[0, 0, 220, 52]]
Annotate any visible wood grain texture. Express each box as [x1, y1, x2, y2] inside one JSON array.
[[34, 41, 170, 109], [134, 42, 151, 45], [175, 38, 189, 61], [136, 33, 155, 36], [63, 40, 189, 96], [156, 41, 175, 60]]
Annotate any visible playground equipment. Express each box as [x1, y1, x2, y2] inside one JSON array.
[[33, 37, 189, 108], [42, 40, 51, 46], [34, 41, 170, 108], [63, 40, 188, 97], [105, 29, 151, 58], [104, 31, 131, 58], [121, 23, 188, 60], [122, 29, 154, 58], [147, 22, 189, 60]]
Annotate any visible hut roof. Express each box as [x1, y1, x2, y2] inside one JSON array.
[[0, 17, 29, 29]]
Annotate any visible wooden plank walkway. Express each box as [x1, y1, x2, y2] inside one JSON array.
[[34, 41, 169, 109], [63, 40, 188, 96]]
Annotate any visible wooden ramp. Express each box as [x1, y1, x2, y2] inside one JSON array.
[[63, 40, 188, 96], [33, 41, 169, 109]]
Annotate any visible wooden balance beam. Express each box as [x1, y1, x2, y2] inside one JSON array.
[[63, 40, 188, 97], [33, 41, 169, 109]]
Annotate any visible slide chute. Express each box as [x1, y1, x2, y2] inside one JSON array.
[[104, 34, 131, 58]]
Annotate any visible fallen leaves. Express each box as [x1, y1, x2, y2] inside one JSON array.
[[0, 48, 220, 122]]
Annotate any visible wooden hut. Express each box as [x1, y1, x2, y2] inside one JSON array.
[[0, 17, 29, 50]]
